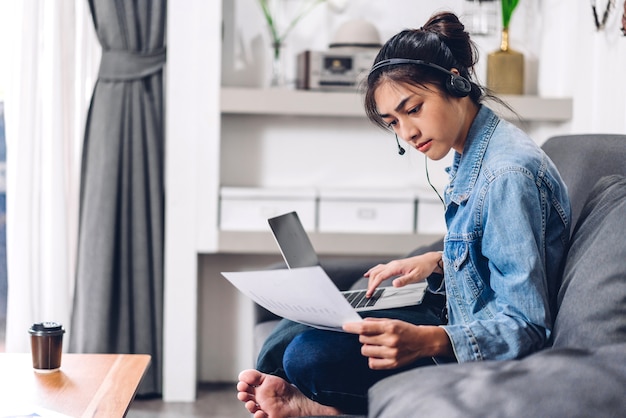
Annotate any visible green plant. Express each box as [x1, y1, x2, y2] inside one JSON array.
[[259, 0, 326, 58], [501, 0, 519, 29]]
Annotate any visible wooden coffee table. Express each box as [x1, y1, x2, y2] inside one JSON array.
[[0, 353, 151, 417]]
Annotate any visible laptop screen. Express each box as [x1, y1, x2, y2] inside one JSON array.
[[268, 212, 320, 269]]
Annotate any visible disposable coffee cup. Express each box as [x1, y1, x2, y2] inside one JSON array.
[[28, 322, 65, 373]]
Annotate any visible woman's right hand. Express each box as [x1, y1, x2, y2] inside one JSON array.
[[364, 251, 443, 297]]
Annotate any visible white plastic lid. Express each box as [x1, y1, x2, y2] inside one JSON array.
[[329, 19, 382, 49]]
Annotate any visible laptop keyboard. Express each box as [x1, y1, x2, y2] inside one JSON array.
[[344, 288, 385, 308]]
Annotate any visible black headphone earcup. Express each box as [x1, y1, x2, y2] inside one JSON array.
[[447, 74, 471, 97]]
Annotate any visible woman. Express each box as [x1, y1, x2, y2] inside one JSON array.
[[237, 11, 571, 417]]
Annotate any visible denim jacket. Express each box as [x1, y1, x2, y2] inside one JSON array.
[[438, 105, 571, 362]]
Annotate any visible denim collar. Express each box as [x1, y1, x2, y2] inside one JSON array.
[[445, 105, 499, 205]]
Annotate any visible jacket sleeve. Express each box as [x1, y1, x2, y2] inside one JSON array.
[[442, 170, 559, 362]]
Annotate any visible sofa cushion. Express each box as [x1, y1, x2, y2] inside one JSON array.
[[541, 134, 626, 228], [552, 175, 626, 349], [368, 342, 626, 418]]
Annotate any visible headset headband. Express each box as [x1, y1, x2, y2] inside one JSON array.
[[369, 58, 472, 97], [369, 58, 455, 77]]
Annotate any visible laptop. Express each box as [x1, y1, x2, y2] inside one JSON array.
[[268, 211, 427, 312]]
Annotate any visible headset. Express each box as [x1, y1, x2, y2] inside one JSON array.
[[369, 58, 472, 98], [394, 134, 406, 155]]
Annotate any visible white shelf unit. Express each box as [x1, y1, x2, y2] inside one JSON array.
[[221, 87, 573, 121], [218, 230, 443, 256], [215, 88, 572, 255]]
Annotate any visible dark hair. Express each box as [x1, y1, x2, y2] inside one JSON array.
[[364, 12, 489, 130]]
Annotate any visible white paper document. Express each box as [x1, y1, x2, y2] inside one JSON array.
[[0, 405, 72, 418], [221, 266, 362, 331]]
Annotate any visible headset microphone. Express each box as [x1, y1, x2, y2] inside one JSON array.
[[395, 134, 406, 155]]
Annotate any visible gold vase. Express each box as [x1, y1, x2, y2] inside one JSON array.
[[487, 28, 524, 95]]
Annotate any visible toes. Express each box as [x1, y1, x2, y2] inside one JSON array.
[[244, 399, 262, 414], [253, 410, 269, 418], [238, 369, 264, 386], [236, 380, 252, 393], [237, 390, 252, 402], [237, 369, 272, 418], [239, 389, 259, 405]]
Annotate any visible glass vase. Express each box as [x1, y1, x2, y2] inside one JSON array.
[[270, 41, 287, 88]]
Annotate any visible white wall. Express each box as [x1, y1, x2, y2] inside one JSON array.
[[537, 1, 626, 135]]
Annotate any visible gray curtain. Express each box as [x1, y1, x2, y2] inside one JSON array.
[[70, 0, 166, 395]]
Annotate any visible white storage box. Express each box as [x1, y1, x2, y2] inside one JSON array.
[[318, 189, 416, 234], [415, 188, 447, 234], [220, 187, 317, 231]]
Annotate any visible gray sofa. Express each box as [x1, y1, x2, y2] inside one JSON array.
[[253, 134, 626, 417]]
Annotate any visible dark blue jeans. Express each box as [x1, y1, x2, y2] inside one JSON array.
[[256, 292, 447, 414]]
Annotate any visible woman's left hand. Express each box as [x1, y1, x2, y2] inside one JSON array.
[[364, 252, 442, 298], [342, 318, 453, 369]]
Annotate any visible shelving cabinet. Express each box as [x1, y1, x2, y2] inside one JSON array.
[[221, 87, 573, 121], [212, 88, 572, 255]]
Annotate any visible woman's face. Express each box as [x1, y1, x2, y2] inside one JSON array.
[[374, 80, 474, 159]]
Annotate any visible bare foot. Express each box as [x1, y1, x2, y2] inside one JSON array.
[[236, 369, 342, 418]]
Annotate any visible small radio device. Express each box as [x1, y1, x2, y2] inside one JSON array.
[[296, 50, 377, 91]]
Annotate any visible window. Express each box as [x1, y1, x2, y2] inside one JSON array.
[[0, 1, 9, 351], [0, 99, 5, 352]]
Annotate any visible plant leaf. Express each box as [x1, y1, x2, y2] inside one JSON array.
[[501, 0, 519, 29], [258, 0, 326, 45]]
